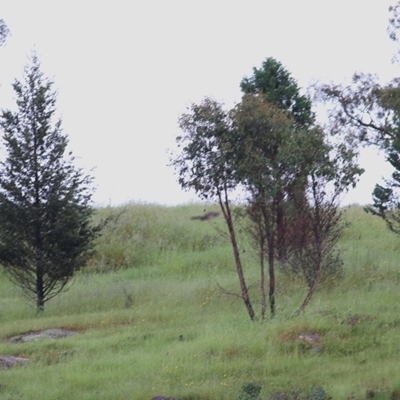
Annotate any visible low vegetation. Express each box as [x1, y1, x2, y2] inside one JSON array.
[[0, 203, 400, 399]]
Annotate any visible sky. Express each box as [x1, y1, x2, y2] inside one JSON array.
[[0, 0, 399, 207]]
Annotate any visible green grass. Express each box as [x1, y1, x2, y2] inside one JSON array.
[[1, 203, 400, 399]]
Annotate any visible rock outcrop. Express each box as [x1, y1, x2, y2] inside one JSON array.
[[8, 328, 79, 343]]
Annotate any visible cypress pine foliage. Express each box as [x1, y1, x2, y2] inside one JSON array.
[[240, 57, 314, 127], [0, 53, 100, 312]]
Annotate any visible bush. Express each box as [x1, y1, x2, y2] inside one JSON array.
[[238, 383, 262, 400]]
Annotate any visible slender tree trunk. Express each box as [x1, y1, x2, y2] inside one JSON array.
[[260, 236, 266, 320], [259, 200, 276, 317], [276, 189, 285, 261], [36, 264, 45, 312], [295, 267, 321, 316], [295, 176, 323, 316], [34, 131, 45, 313], [267, 236, 275, 316], [218, 190, 256, 321]]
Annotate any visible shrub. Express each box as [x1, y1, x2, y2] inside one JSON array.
[[238, 382, 262, 400]]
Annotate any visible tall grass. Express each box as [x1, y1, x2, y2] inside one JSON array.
[[88, 203, 226, 273], [1, 203, 400, 399]]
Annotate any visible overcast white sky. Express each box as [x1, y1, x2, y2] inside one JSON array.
[[0, 0, 398, 206]]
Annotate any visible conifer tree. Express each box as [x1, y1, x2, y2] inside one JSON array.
[[0, 53, 100, 312]]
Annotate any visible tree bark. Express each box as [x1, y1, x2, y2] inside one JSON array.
[[260, 235, 266, 320], [295, 271, 320, 316], [219, 190, 256, 321], [36, 264, 45, 312], [268, 236, 275, 316]]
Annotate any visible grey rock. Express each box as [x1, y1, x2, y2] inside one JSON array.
[[0, 355, 29, 369], [8, 328, 79, 343]]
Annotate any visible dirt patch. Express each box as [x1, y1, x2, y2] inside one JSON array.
[[8, 328, 79, 343]]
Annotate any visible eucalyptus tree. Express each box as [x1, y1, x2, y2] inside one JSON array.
[[317, 2, 400, 233], [171, 97, 256, 321], [230, 94, 306, 317]]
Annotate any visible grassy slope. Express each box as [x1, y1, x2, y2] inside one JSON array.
[[0, 204, 400, 400]]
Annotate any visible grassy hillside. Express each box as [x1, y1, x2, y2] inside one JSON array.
[[1, 203, 400, 399]]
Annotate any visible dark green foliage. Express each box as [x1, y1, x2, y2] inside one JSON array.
[[240, 57, 314, 127], [237, 382, 262, 400], [230, 94, 299, 188], [366, 129, 400, 233], [0, 53, 100, 311]]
